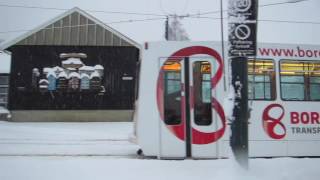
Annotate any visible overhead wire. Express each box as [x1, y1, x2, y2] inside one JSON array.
[[0, 0, 310, 19], [0, 4, 166, 17], [0, 0, 318, 35], [259, 19, 320, 25], [0, 1, 313, 18], [0, 17, 167, 34], [187, 16, 320, 25], [0, 15, 319, 35], [186, 0, 312, 17]]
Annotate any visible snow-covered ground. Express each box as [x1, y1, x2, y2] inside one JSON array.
[[0, 121, 138, 156], [0, 121, 319, 180]]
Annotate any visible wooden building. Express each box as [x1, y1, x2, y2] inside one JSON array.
[[0, 7, 140, 122]]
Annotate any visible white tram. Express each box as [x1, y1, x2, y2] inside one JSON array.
[[134, 41, 320, 159]]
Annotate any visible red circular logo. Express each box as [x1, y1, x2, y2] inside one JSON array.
[[262, 104, 286, 139], [156, 46, 226, 144]]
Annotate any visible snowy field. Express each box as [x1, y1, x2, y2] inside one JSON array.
[[0, 121, 319, 180], [0, 121, 138, 156]]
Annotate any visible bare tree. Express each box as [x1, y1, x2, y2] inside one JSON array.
[[167, 15, 190, 41]]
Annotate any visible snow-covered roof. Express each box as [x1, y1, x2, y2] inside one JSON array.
[[60, 53, 87, 59], [67, 67, 77, 71], [79, 66, 95, 71], [52, 66, 64, 72], [94, 65, 104, 70], [0, 7, 141, 50], [39, 79, 49, 84], [46, 71, 57, 78], [32, 68, 40, 74], [43, 67, 52, 73], [69, 72, 80, 79], [62, 58, 83, 65], [90, 71, 101, 79], [58, 71, 68, 78], [80, 73, 90, 79]]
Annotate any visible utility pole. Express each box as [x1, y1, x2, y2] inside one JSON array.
[[230, 57, 249, 168], [228, 0, 258, 169], [165, 16, 169, 40]]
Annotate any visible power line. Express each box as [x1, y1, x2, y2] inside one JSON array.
[[0, 4, 166, 17], [0, 0, 311, 19], [260, 1, 309, 8], [259, 19, 320, 24], [108, 17, 167, 24], [1, 14, 319, 35], [0, 1, 317, 35], [186, 0, 311, 18], [188, 16, 320, 25], [0, 17, 167, 34]]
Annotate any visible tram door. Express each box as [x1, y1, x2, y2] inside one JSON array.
[[159, 56, 221, 159]]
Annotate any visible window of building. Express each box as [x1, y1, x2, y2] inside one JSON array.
[[248, 59, 276, 100], [0, 94, 7, 103], [0, 76, 9, 85], [280, 60, 320, 101], [0, 87, 8, 94]]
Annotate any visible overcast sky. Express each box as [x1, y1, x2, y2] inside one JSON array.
[[0, 0, 319, 45]]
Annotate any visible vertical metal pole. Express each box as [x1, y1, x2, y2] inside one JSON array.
[[231, 57, 249, 169], [184, 57, 192, 158], [220, 0, 227, 91], [228, 0, 259, 169], [165, 16, 169, 40]]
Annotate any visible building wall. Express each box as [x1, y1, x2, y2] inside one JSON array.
[[8, 45, 139, 111], [16, 11, 135, 47], [10, 110, 134, 122], [0, 73, 9, 108], [0, 51, 11, 74]]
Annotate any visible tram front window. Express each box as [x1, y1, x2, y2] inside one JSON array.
[[193, 61, 212, 126], [163, 61, 182, 125]]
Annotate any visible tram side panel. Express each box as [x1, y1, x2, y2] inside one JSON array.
[[136, 41, 320, 158], [136, 42, 189, 158], [248, 43, 320, 157], [136, 41, 230, 158], [136, 43, 161, 157]]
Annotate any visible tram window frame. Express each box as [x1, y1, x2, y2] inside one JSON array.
[[279, 60, 320, 101], [193, 61, 213, 126], [248, 59, 276, 101], [310, 76, 320, 100], [163, 61, 182, 125]]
